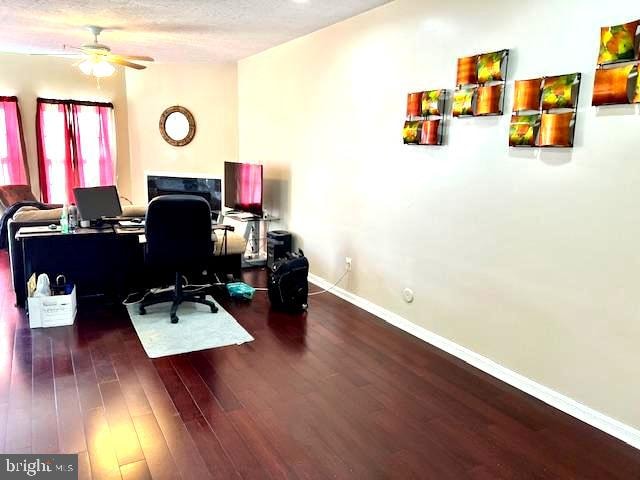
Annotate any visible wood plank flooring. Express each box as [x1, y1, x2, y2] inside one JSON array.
[[1, 252, 639, 479]]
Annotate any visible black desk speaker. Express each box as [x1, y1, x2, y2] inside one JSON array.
[[267, 230, 292, 269]]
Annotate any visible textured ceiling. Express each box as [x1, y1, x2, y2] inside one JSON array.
[[0, 0, 391, 62]]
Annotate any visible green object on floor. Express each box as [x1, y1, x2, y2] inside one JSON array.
[[227, 282, 256, 300]]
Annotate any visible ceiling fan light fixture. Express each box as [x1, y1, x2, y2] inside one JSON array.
[[79, 56, 115, 78], [78, 58, 94, 75], [93, 59, 115, 78]]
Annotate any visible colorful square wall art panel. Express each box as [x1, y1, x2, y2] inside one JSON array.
[[475, 85, 503, 116], [592, 64, 637, 106], [541, 73, 580, 110], [421, 90, 443, 116], [403, 121, 420, 144], [420, 120, 441, 146], [407, 92, 422, 117], [539, 112, 575, 147], [477, 50, 508, 84], [454, 49, 509, 118], [634, 69, 640, 103], [453, 88, 475, 117], [403, 89, 447, 146], [456, 56, 478, 86], [510, 73, 581, 148], [598, 20, 640, 66], [513, 78, 543, 112], [509, 115, 540, 147]]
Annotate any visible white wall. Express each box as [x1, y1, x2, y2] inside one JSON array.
[[238, 0, 640, 428], [0, 53, 131, 199], [125, 63, 238, 204]]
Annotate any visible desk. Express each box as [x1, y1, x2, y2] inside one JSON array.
[[220, 212, 279, 267], [16, 227, 144, 307], [15, 224, 237, 307]]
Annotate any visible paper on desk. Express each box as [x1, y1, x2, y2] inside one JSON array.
[[119, 220, 145, 227]]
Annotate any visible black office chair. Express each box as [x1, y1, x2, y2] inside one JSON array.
[[138, 195, 218, 323]]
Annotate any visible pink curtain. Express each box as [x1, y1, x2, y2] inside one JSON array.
[[36, 102, 73, 204], [97, 106, 115, 186], [72, 104, 115, 188], [36, 99, 115, 204], [0, 96, 29, 186]]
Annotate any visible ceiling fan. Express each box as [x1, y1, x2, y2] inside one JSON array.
[[40, 25, 154, 77]]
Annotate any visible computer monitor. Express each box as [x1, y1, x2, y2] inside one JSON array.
[[224, 162, 263, 216], [146, 174, 222, 213], [74, 186, 123, 221]]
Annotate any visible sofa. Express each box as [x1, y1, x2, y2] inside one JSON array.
[[7, 204, 247, 305], [0, 185, 37, 215]]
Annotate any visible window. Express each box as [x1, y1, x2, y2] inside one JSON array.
[[36, 99, 116, 204], [0, 96, 29, 186]]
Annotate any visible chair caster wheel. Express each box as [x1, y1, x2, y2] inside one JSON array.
[[171, 315, 179, 324], [139, 307, 146, 315]]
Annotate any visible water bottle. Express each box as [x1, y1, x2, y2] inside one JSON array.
[[68, 205, 78, 232], [60, 204, 69, 234]]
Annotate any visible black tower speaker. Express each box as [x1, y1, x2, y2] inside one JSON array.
[[267, 230, 292, 269]]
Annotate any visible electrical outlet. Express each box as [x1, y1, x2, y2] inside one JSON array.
[[345, 257, 352, 271], [403, 288, 415, 303]]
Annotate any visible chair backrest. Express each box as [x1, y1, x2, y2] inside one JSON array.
[[144, 195, 212, 271]]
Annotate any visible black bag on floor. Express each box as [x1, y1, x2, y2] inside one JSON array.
[[268, 250, 309, 312]]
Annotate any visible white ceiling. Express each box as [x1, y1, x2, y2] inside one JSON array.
[[0, 0, 391, 62]]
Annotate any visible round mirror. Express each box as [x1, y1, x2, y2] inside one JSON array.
[[159, 106, 196, 146]]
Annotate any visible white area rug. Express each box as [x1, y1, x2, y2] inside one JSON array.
[[127, 296, 254, 358]]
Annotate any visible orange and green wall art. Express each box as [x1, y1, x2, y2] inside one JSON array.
[[539, 112, 575, 148], [513, 78, 543, 112], [477, 51, 506, 84], [598, 20, 640, 65], [509, 115, 539, 147], [421, 90, 442, 116], [456, 56, 478, 86], [403, 89, 446, 146], [593, 19, 640, 107], [452, 88, 474, 117], [541, 74, 580, 110], [403, 121, 420, 144], [453, 49, 509, 117], [509, 73, 581, 148], [592, 64, 639, 106]]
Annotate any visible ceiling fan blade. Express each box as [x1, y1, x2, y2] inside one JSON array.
[[107, 57, 146, 70], [113, 54, 154, 62], [28, 53, 82, 57], [80, 46, 109, 56]]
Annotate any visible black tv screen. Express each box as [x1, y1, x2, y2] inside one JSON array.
[[147, 175, 222, 212], [224, 162, 263, 216]]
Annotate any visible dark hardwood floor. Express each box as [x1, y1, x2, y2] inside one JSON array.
[[1, 252, 639, 479]]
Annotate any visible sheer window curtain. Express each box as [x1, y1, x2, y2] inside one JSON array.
[[36, 98, 116, 204], [0, 96, 29, 186]]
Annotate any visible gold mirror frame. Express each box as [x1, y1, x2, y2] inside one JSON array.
[[159, 106, 196, 147]]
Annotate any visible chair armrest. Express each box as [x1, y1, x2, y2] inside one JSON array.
[[212, 224, 235, 232]]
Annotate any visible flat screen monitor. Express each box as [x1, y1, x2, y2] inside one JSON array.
[[224, 162, 263, 216], [147, 175, 222, 213], [74, 186, 123, 221]]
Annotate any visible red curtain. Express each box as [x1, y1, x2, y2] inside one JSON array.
[[0, 96, 29, 186], [36, 98, 115, 204]]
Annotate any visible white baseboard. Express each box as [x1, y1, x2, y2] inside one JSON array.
[[308, 273, 640, 451]]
